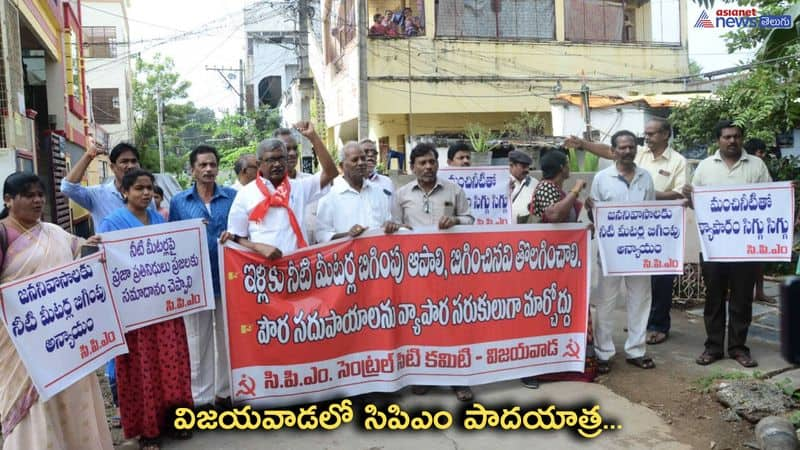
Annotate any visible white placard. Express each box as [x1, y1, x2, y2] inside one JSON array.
[[439, 166, 512, 225], [693, 182, 794, 262], [595, 200, 686, 276], [101, 219, 215, 331], [0, 253, 128, 401]]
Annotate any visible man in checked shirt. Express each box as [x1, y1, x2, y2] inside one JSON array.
[[391, 142, 475, 402]]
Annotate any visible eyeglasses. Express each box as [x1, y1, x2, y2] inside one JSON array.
[[260, 156, 286, 165]]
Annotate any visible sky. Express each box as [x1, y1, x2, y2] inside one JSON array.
[[123, 0, 757, 112], [126, 0, 250, 114]]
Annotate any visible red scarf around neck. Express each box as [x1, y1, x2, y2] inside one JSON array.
[[248, 176, 308, 248]]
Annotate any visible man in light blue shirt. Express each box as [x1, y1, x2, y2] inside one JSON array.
[[60, 142, 141, 226], [589, 130, 656, 375]]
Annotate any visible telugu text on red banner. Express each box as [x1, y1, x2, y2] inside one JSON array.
[[221, 224, 591, 407]]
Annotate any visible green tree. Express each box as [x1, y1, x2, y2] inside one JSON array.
[[213, 107, 282, 168], [670, 0, 799, 151], [132, 54, 194, 173], [688, 59, 703, 76], [670, 59, 800, 151]]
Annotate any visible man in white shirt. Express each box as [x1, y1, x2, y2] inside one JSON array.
[[683, 120, 772, 368], [316, 142, 401, 242], [231, 153, 258, 191], [567, 118, 686, 345], [361, 138, 395, 196], [274, 128, 317, 242], [224, 122, 337, 258], [274, 127, 313, 179], [508, 150, 539, 223], [589, 130, 657, 374]]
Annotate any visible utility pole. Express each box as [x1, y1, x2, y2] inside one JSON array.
[[357, 0, 368, 139], [580, 83, 592, 141], [156, 89, 165, 173], [296, 0, 316, 172], [205, 65, 245, 115], [407, 38, 413, 145], [239, 59, 245, 115]]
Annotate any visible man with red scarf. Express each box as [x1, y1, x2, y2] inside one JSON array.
[[224, 122, 338, 258]]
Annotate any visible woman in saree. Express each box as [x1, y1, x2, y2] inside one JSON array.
[[520, 150, 597, 388], [99, 169, 192, 450], [0, 172, 113, 450]]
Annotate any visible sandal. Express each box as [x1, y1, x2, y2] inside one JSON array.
[[646, 331, 668, 345], [730, 352, 758, 368], [598, 360, 611, 374], [626, 356, 656, 369], [695, 350, 723, 366], [139, 437, 160, 450], [452, 386, 473, 402]]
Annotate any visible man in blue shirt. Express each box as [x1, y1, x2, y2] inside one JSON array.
[[169, 144, 237, 408], [61, 142, 141, 227]]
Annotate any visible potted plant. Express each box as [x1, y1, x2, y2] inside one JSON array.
[[505, 111, 546, 162], [464, 122, 494, 166]]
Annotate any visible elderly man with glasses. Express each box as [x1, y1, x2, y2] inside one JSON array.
[[224, 122, 337, 259], [360, 138, 394, 196]]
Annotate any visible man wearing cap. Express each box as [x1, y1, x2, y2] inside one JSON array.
[[508, 150, 539, 223]]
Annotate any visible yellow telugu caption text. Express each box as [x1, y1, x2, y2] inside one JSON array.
[[172, 400, 621, 437]]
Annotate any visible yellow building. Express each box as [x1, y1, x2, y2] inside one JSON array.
[[0, 0, 100, 232], [308, 0, 689, 156]]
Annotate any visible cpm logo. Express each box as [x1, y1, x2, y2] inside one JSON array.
[[694, 10, 714, 28]]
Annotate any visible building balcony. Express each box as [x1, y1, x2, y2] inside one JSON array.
[[366, 0, 681, 44]]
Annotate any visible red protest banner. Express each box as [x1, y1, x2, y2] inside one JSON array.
[[221, 224, 590, 407]]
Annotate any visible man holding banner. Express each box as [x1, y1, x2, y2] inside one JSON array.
[[567, 118, 686, 345], [225, 122, 338, 259], [589, 130, 656, 373], [316, 142, 401, 242], [392, 142, 475, 401], [683, 120, 772, 368], [169, 145, 237, 408]]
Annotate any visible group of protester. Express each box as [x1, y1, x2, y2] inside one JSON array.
[[369, 7, 423, 37], [0, 117, 776, 449]]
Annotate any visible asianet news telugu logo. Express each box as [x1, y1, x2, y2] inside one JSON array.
[[694, 8, 794, 29]]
